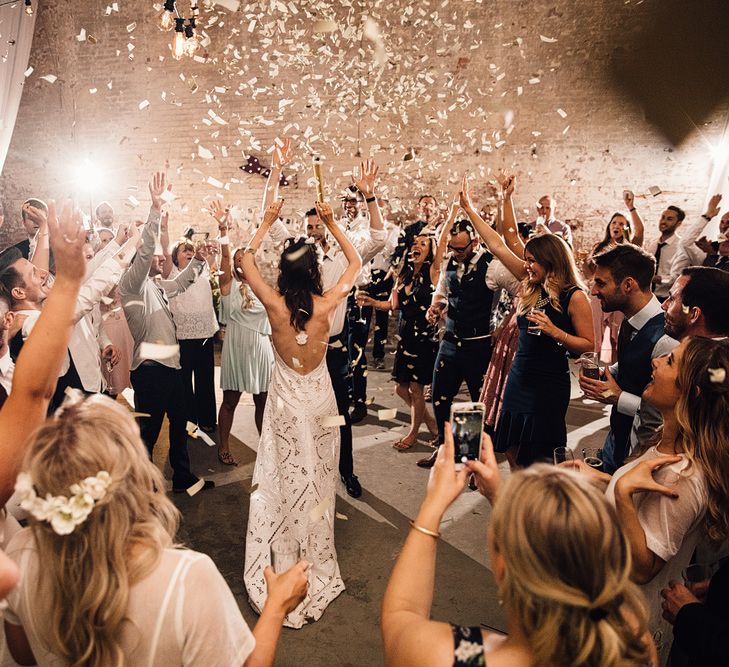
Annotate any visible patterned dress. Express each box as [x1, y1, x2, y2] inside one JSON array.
[[244, 349, 345, 628]]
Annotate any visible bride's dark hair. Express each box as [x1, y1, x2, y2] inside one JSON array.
[[278, 237, 323, 332]]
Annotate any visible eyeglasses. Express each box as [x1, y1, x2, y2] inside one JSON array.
[[447, 241, 472, 253]]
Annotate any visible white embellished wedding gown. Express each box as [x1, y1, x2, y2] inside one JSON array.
[[244, 348, 345, 628]]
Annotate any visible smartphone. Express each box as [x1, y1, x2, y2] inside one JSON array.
[[450, 402, 485, 463]]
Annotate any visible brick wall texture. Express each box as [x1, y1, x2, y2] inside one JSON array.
[[1, 0, 727, 252]]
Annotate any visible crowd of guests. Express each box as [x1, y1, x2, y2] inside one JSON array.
[[0, 135, 727, 665]]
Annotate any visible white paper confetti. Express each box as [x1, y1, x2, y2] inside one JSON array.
[[377, 408, 398, 421], [321, 415, 346, 427]]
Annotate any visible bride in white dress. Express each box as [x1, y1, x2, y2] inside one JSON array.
[[241, 198, 362, 628]]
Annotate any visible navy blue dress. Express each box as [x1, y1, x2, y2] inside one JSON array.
[[391, 264, 438, 386], [494, 286, 579, 466]]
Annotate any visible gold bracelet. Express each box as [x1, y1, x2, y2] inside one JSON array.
[[409, 520, 440, 539]]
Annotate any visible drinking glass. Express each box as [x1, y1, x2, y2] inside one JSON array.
[[581, 447, 604, 469], [553, 447, 574, 465], [270, 537, 301, 574], [579, 352, 604, 380], [527, 307, 545, 336]]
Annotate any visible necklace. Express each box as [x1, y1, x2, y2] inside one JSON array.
[[295, 331, 308, 345]]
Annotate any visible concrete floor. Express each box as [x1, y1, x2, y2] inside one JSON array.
[[130, 341, 610, 667]]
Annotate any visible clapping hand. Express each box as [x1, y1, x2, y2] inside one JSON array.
[[47, 200, 86, 283], [351, 159, 379, 198], [459, 174, 475, 213], [22, 203, 48, 232], [148, 172, 171, 212], [496, 172, 515, 198]]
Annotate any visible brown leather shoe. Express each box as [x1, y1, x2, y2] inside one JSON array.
[[416, 449, 439, 469]]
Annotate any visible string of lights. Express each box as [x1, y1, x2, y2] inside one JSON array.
[[158, 1, 203, 60]]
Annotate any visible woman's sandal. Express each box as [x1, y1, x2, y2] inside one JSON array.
[[218, 450, 238, 466], [392, 438, 416, 451]]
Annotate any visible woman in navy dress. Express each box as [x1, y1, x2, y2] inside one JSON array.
[[459, 176, 594, 467]]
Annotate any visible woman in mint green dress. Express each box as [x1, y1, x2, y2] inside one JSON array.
[[217, 237, 273, 465]]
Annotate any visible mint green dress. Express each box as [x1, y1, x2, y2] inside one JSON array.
[[220, 284, 273, 394]]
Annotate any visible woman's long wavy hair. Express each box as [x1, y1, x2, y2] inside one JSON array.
[[673, 337, 729, 544], [21, 392, 180, 667], [397, 233, 435, 289], [491, 465, 650, 666], [519, 233, 587, 314], [278, 237, 323, 332], [593, 213, 633, 255]]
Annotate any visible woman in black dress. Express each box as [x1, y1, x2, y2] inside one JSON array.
[[359, 229, 449, 450], [459, 175, 594, 467]]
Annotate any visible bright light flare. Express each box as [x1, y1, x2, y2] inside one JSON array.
[[74, 159, 103, 194]]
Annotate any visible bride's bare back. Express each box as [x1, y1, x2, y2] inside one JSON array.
[[265, 289, 343, 375]]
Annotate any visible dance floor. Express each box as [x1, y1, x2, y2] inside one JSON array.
[[123, 346, 610, 666]]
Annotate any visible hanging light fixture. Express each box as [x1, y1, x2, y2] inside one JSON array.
[[158, 0, 176, 32], [171, 17, 187, 59], [24, 0, 33, 15], [184, 18, 201, 57]]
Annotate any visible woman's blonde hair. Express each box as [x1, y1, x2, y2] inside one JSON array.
[[491, 465, 650, 666], [519, 234, 587, 314], [21, 392, 180, 667], [674, 337, 729, 544]]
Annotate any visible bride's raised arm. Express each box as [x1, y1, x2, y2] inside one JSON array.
[[241, 198, 285, 309], [459, 175, 527, 281], [316, 200, 362, 304]]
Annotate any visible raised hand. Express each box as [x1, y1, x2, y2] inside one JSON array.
[[495, 171, 515, 198], [314, 200, 335, 228], [705, 193, 722, 219], [114, 221, 132, 245], [351, 159, 379, 198], [271, 137, 293, 169], [21, 203, 48, 231], [47, 200, 86, 283], [695, 236, 715, 254], [459, 174, 475, 213], [148, 172, 170, 212], [262, 198, 284, 228], [623, 189, 635, 210], [208, 199, 229, 228]]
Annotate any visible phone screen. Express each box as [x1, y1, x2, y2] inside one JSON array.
[[451, 403, 485, 462]]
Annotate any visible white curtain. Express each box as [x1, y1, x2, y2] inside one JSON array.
[[0, 1, 36, 174]]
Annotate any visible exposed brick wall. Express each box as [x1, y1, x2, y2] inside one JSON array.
[[1, 0, 727, 253]]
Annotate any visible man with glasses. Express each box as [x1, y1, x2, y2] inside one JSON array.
[[418, 219, 498, 468]]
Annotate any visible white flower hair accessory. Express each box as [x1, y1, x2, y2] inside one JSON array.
[[15, 471, 112, 536], [707, 367, 726, 384]]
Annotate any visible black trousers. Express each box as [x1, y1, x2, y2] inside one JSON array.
[[326, 330, 355, 479], [179, 337, 217, 428], [48, 355, 86, 413], [347, 294, 372, 406], [131, 363, 197, 489], [431, 336, 492, 443], [369, 269, 393, 360]]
